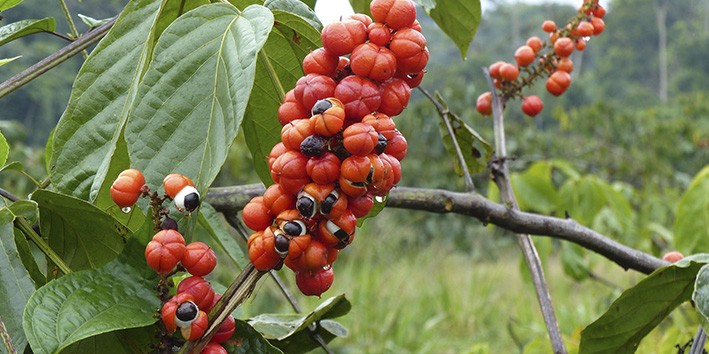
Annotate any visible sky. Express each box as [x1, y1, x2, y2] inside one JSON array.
[[314, 0, 609, 25]]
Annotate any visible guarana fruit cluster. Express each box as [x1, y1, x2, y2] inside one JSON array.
[[110, 170, 231, 352], [476, 0, 606, 118], [243, 0, 427, 297]]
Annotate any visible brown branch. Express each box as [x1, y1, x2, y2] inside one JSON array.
[[207, 184, 667, 275]]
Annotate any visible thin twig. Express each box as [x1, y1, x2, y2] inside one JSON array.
[[0, 187, 19, 202], [690, 327, 706, 354], [45, 30, 75, 42], [58, 0, 88, 59], [418, 87, 476, 192], [0, 318, 16, 354], [484, 67, 566, 354], [0, 17, 116, 99]]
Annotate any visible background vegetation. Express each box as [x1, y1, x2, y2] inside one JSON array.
[[1, 0, 708, 352]]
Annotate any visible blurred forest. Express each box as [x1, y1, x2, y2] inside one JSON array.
[[2, 0, 709, 352]]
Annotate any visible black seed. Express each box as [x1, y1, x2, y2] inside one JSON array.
[[296, 197, 316, 218], [366, 166, 374, 184], [183, 192, 200, 212], [300, 135, 328, 157], [274, 234, 290, 255], [176, 301, 198, 322], [311, 99, 334, 115], [334, 228, 350, 241], [283, 221, 304, 236], [161, 217, 178, 231], [321, 194, 337, 214], [374, 133, 387, 154]]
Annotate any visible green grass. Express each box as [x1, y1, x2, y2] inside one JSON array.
[[234, 209, 701, 354]]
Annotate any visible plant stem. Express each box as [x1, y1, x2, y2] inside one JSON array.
[[0, 17, 116, 99], [484, 67, 566, 354], [58, 0, 88, 59], [45, 30, 75, 42], [259, 49, 286, 102], [418, 87, 476, 192], [0, 319, 16, 354], [14, 216, 72, 275]]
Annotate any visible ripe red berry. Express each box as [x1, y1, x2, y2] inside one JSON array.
[[546, 70, 571, 96], [557, 57, 574, 73], [310, 97, 346, 137], [592, 5, 606, 18], [269, 150, 310, 194], [343, 123, 379, 156], [389, 28, 429, 74], [268, 142, 288, 171], [281, 119, 315, 151], [242, 196, 274, 231], [521, 95, 544, 117], [110, 169, 145, 208], [346, 13, 373, 27], [262, 183, 296, 216], [370, 0, 417, 30], [575, 38, 587, 51], [350, 43, 398, 82], [542, 20, 557, 32], [306, 152, 341, 185], [498, 63, 519, 81], [294, 74, 337, 112], [180, 310, 208, 341], [302, 48, 340, 77], [317, 209, 357, 248], [576, 21, 594, 37], [362, 113, 396, 140], [320, 19, 367, 56], [526, 36, 543, 52], [163, 173, 200, 212], [348, 193, 375, 218], [476, 91, 493, 116], [163, 173, 194, 198], [161, 293, 195, 333], [182, 242, 217, 276], [334, 75, 382, 121], [367, 22, 392, 47], [395, 69, 425, 88], [210, 314, 236, 343], [248, 228, 282, 271], [514, 45, 536, 67], [590, 17, 605, 36], [278, 89, 309, 126], [145, 229, 186, 274], [296, 266, 335, 297], [201, 343, 227, 354], [384, 130, 407, 160], [177, 276, 215, 309], [378, 78, 411, 117], [554, 37, 574, 57]]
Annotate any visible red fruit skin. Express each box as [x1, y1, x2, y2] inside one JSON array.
[[296, 266, 335, 297], [182, 242, 217, 276], [262, 183, 296, 216], [284, 234, 312, 271], [306, 152, 341, 184], [542, 20, 556, 32], [321, 19, 367, 56], [268, 142, 288, 171], [361, 113, 396, 139], [297, 240, 329, 272], [380, 153, 402, 187], [367, 22, 392, 47], [389, 28, 429, 74], [343, 123, 379, 156], [294, 74, 337, 112], [590, 17, 605, 35], [395, 69, 425, 88], [498, 63, 519, 81], [514, 45, 536, 67], [384, 130, 407, 161], [163, 173, 194, 199], [242, 196, 274, 231], [340, 155, 372, 184], [554, 37, 574, 57], [270, 150, 310, 194], [210, 315, 236, 343], [302, 48, 340, 77], [350, 43, 398, 82], [546, 70, 571, 96], [310, 98, 346, 137], [110, 169, 145, 208], [526, 36, 543, 52], [248, 228, 282, 271], [378, 78, 411, 116], [145, 229, 186, 274], [278, 89, 309, 126], [476, 91, 493, 116], [177, 276, 215, 309], [346, 13, 373, 27], [370, 0, 417, 30], [662, 251, 684, 263], [181, 310, 208, 341], [317, 209, 357, 248], [366, 154, 388, 194], [334, 75, 382, 121], [201, 343, 227, 354], [281, 119, 315, 151], [521, 95, 544, 117], [161, 293, 194, 333], [348, 193, 375, 218]]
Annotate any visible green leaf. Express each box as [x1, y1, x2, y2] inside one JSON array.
[[126, 3, 273, 194], [0, 208, 36, 353], [14, 227, 45, 287], [265, 0, 321, 30], [22, 244, 160, 354], [0, 18, 55, 46], [675, 166, 709, 254], [32, 190, 129, 271], [560, 242, 589, 281], [348, 0, 369, 15], [0, 55, 21, 67], [0, 0, 23, 11], [226, 319, 283, 354], [0, 161, 22, 174], [510, 161, 558, 214], [77, 14, 112, 28], [436, 96, 493, 175], [8, 199, 38, 224], [59, 326, 156, 354], [197, 202, 248, 269], [50, 0, 193, 201], [417, 0, 481, 59], [249, 294, 351, 352], [693, 264, 709, 328], [356, 194, 387, 227], [243, 4, 320, 184], [0, 129, 7, 167], [579, 254, 709, 354]]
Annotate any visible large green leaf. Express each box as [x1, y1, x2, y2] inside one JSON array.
[[22, 242, 160, 354], [0, 208, 36, 353], [50, 0, 200, 201], [243, 1, 321, 184], [249, 294, 351, 353], [0, 18, 55, 46], [32, 190, 129, 271], [197, 202, 248, 269], [126, 3, 273, 194], [436, 94, 493, 175], [14, 227, 45, 287], [511, 161, 559, 214], [579, 254, 709, 354], [675, 166, 709, 254], [59, 326, 156, 354], [227, 320, 283, 354], [348, 0, 369, 15], [0, 129, 7, 167], [416, 0, 481, 59], [0, 0, 23, 11], [693, 263, 709, 328]]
